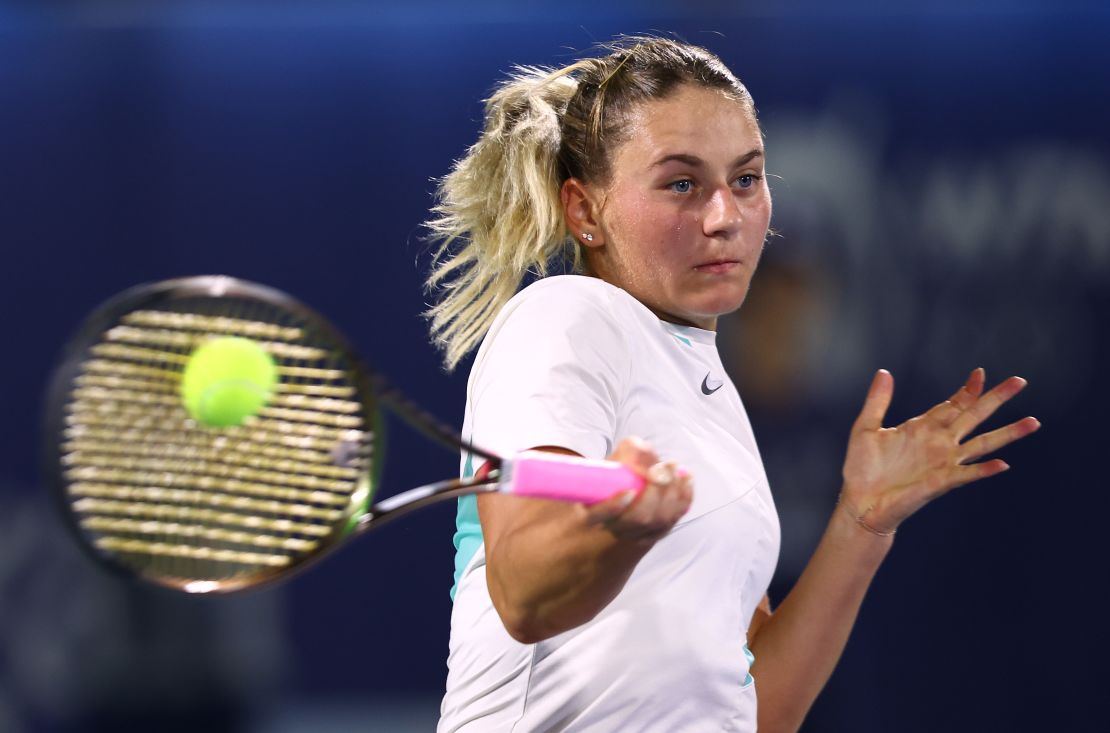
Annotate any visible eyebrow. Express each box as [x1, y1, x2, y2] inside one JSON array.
[[651, 150, 764, 169]]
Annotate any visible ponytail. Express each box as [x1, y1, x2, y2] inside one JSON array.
[[423, 65, 584, 372]]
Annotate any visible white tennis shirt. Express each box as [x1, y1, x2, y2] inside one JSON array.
[[438, 275, 780, 732]]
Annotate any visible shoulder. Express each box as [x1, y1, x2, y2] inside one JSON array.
[[468, 275, 636, 390], [464, 276, 636, 458], [482, 275, 633, 344], [502, 274, 624, 317]]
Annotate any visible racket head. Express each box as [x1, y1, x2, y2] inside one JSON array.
[[43, 276, 383, 593]]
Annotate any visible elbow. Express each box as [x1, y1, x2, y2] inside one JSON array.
[[486, 562, 562, 644], [503, 618, 551, 645], [499, 606, 601, 644], [489, 584, 575, 644], [484, 547, 604, 644], [489, 582, 618, 644], [495, 601, 562, 644]]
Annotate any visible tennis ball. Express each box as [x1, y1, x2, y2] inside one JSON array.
[[180, 336, 277, 427]]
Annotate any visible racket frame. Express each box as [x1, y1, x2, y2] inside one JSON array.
[[43, 275, 503, 594]]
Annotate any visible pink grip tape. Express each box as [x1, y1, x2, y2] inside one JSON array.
[[502, 450, 646, 505]]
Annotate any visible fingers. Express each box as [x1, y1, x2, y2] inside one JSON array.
[[585, 436, 658, 524], [853, 369, 894, 432], [958, 416, 1041, 464], [946, 458, 1011, 492], [950, 367, 986, 407], [951, 376, 1028, 440], [928, 367, 985, 426], [964, 367, 986, 400], [588, 436, 693, 539], [584, 488, 639, 524], [586, 467, 692, 538], [608, 435, 659, 475], [636, 463, 693, 530]]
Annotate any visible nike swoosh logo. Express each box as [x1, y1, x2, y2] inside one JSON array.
[[701, 373, 724, 395]]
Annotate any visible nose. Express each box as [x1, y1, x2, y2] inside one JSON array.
[[703, 186, 743, 238]]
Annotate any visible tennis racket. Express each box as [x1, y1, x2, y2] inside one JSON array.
[[44, 275, 645, 594]]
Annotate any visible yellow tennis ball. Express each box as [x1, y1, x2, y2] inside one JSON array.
[[180, 336, 277, 427]]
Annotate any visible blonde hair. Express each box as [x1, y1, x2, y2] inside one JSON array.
[[423, 37, 754, 371]]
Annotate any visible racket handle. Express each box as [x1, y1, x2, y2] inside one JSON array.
[[501, 450, 646, 505]]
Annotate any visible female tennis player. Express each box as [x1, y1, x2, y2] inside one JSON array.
[[424, 37, 1039, 732]]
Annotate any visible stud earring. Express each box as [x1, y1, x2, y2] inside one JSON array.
[[581, 232, 594, 242]]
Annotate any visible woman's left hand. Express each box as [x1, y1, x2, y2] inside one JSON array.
[[839, 368, 1040, 535]]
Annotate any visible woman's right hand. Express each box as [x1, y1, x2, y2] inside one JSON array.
[[584, 437, 693, 542], [480, 437, 693, 642]]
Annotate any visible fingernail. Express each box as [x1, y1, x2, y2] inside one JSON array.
[[647, 462, 675, 485], [1000, 461, 1011, 471], [619, 490, 636, 508]]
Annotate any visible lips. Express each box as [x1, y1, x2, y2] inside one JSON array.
[[694, 260, 739, 273]]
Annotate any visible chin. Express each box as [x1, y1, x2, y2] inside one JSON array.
[[691, 287, 750, 319]]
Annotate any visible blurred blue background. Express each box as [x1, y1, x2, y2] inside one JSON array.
[[1, 1, 1106, 731]]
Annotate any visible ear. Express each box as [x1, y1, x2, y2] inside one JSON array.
[[560, 177, 605, 247]]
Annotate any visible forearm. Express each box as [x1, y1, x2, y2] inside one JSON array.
[[487, 503, 654, 643], [750, 501, 894, 733]]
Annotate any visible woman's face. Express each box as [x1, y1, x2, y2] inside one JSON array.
[[575, 83, 772, 331]]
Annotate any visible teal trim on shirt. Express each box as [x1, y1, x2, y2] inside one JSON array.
[[450, 450, 484, 601], [742, 643, 756, 687]]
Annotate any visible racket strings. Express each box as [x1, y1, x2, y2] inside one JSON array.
[[60, 295, 375, 590], [62, 436, 360, 479]]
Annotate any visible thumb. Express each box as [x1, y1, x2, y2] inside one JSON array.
[[854, 369, 894, 432], [585, 490, 637, 525]]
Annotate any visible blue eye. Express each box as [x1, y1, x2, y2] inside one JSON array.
[[668, 179, 693, 194], [736, 175, 759, 189]]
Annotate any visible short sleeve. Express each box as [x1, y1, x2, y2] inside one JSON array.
[[467, 278, 631, 461]]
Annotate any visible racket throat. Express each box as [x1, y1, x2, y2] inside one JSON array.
[[356, 471, 503, 531]]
